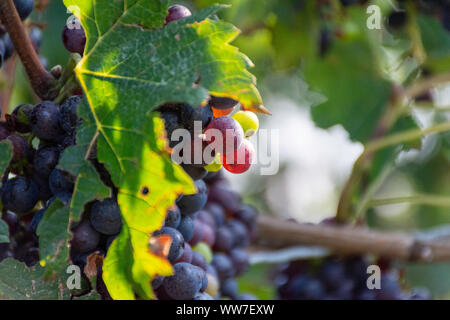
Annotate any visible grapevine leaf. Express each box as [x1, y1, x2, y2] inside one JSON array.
[[62, 0, 264, 299], [0, 220, 9, 244], [0, 259, 70, 300], [35, 99, 110, 281], [36, 199, 71, 279], [58, 99, 111, 221], [306, 40, 392, 143], [418, 15, 450, 73]]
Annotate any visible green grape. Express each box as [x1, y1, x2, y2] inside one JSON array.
[[204, 153, 222, 172], [232, 111, 259, 137], [193, 241, 213, 264]]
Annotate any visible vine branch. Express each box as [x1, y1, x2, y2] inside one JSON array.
[[0, 0, 58, 100], [256, 216, 450, 262]]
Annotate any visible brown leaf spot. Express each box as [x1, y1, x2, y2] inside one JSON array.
[[84, 251, 104, 279]]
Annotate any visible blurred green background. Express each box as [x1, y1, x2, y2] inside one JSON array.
[[9, 0, 450, 299]]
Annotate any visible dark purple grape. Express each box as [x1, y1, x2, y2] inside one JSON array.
[[89, 198, 122, 235], [387, 11, 408, 29], [191, 251, 207, 271], [6, 135, 32, 163], [177, 216, 194, 242], [230, 248, 249, 276], [162, 262, 205, 300], [204, 202, 225, 227], [96, 268, 112, 300], [344, 256, 368, 284], [60, 95, 82, 133], [62, 25, 86, 55], [106, 234, 118, 251], [181, 163, 207, 181], [70, 251, 91, 270], [376, 273, 403, 300], [9, 104, 33, 133], [193, 292, 213, 300], [200, 223, 215, 247], [164, 205, 181, 228], [33, 146, 60, 179], [330, 277, 355, 300], [211, 253, 234, 281], [153, 227, 184, 262], [197, 210, 216, 230], [200, 271, 208, 292], [177, 180, 207, 216], [213, 226, 233, 253], [0, 39, 5, 68], [49, 169, 75, 196], [356, 288, 377, 300], [188, 219, 205, 246], [71, 219, 100, 253], [221, 278, 238, 299], [180, 104, 213, 134], [23, 247, 39, 267], [175, 242, 193, 264], [207, 182, 241, 213], [234, 204, 258, 229], [206, 264, 218, 280], [30, 101, 66, 142], [1, 177, 39, 214], [319, 258, 347, 290], [13, 0, 34, 20], [152, 276, 164, 290], [29, 27, 42, 51], [33, 174, 53, 204], [165, 5, 192, 25], [0, 122, 10, 140], [2, 35, 14, 61], [291, 275, 326, 300], [30, 208, 45, 234], [227, 220, 249, 248], [2, 211, 19, 234], [160, 111, 182, 148]]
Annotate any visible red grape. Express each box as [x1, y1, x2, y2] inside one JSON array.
[[204, 117, 244, 155], [222, 139, 255, 174]]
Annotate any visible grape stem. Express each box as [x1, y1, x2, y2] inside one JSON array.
[[365, 121, 450, 153], [256, 216, 450, 262], [368, 194, 450, 208], [336, 73, 450, 222], [0, 0, 58, 100]]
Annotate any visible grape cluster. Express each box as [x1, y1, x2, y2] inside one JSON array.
[[152, 170, 259, 300], [158, 99, 258, 176], [0, 0, 47, 69], [276, 256, 431, 300], [1, 3, 260, 300], [0, 96, 83, 266]]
